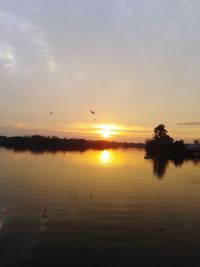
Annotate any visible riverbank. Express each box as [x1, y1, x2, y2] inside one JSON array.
[[0, 135, 145, 152]]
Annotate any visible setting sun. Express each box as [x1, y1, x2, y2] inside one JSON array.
[[95, 124, 121, 139], [101, 129, 112, 139]]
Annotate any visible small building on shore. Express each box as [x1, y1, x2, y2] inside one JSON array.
[[186, 144, 200, 151], [186, 144, 200, 156]]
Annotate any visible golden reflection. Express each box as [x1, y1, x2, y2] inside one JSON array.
[[100, 150, 112, 164], [62, 148, 144, 167]]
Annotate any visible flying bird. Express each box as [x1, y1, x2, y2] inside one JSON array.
[[42, 208, 48, 218], [49, 112, 54, 115], [90, 110, 96, 114]]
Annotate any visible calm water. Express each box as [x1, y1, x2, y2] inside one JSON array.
[[0, 148, 200, 266]]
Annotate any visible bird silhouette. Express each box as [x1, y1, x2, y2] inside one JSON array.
[[42, 208, 48, 218], [49, 112, 54, 115], [90, 110, 96, 114]]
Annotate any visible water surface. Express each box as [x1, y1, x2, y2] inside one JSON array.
[[0, 148, 200, 266]]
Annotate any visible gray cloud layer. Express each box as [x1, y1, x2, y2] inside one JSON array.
[[177, 122, 200, 126]]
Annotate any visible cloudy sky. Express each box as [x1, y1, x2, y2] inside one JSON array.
[[0, 0, 200, 142]]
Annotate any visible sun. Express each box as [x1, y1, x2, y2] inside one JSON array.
[[95, 124, 120, 139], [99, 124, 113, 139], [101, 129, 112, 139]]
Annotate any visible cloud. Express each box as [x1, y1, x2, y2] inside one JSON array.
[[43, 122, 152, 138], [75, 71, 85, 79], [120, 80, 133, 88], [0, 12, 6, 17], [0, 43, 16, 74], [48, 61, 57, 72], [0, 10, 57, 75], [177, 122, 200, 126]]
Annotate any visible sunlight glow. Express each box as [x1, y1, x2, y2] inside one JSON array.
[[101, 129, 112, 138], [95, 124, 121, 139]]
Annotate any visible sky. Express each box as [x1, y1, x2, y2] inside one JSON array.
[[0, 0, 200, 142]]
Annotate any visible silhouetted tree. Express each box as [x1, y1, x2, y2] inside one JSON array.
[[171, 140, 186, 158], [145, 124, 187, 159], [145, 124, 174, 156], [153, 124, 174, 143], [154, 124, 167, 139]]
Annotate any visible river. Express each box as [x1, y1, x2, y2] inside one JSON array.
[[0, 148, 200, 266]]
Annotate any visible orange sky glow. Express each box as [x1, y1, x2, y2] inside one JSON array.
[[1, 1, 200, 142]]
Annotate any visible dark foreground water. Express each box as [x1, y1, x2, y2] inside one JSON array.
[[0, 148, 200, 267]]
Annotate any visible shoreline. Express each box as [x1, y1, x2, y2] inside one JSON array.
[[0, 135, 145, 153]]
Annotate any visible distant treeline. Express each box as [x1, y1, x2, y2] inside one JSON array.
[[0, 135, 144, 152]]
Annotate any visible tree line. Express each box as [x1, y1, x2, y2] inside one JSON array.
[[0, 135, 144, 152]]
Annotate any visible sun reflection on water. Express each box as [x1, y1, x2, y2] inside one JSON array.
[[61, 148, 143, 167], [99, 150, 112, 164]]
